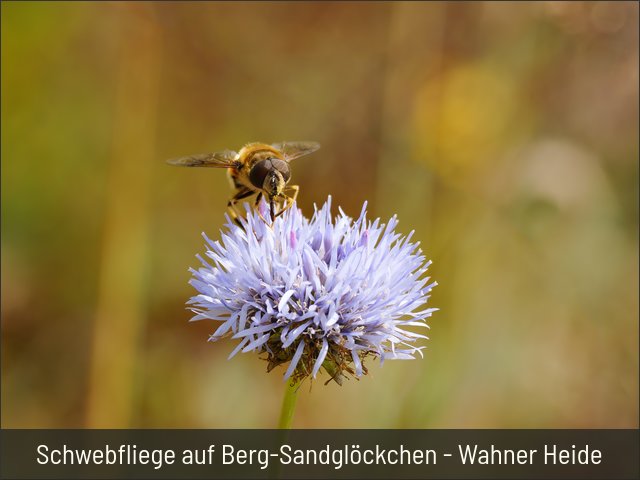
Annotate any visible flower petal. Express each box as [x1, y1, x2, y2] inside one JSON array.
[[311, 338, 329, 378], [284, 340, 306, 380]]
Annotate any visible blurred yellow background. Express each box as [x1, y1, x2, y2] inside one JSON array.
[[2, 1, 638, 428]]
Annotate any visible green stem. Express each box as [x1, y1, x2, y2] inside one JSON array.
[[278, 380, 300, 429]]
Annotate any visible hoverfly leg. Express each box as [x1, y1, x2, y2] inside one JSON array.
[[287, 184, 299, 203], [226, 202, 242, 227], [257, 210, 271, 227], [274, 201, 292, 219], [274, 185, 299, 219], [254, 192, 273, 227], [227, 187, 254, 227], [227, 204, 243, 227], [255, 193, 271, 226]]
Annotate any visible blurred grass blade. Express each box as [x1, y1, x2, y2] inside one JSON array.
[[86, 4, 160, 428]]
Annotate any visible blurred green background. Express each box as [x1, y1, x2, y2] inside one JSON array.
[[2, 1, 638, 428]]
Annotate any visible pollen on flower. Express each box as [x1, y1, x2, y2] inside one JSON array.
[[187, 197, 437, 384]]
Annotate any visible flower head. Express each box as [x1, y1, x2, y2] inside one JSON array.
[[188, 197, 437, 384]]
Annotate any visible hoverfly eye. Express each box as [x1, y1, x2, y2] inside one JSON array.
[[249, 159, 272, 189], [271, 158, 291, 182]]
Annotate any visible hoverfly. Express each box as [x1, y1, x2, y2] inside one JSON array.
[[167, 141, 320, 223]]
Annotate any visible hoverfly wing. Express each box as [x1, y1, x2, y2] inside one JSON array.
[[166, 150, 238, 168], [272, 141, 320, 162]]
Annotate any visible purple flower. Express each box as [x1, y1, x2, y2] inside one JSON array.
[[188, 197, 437, 384]]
